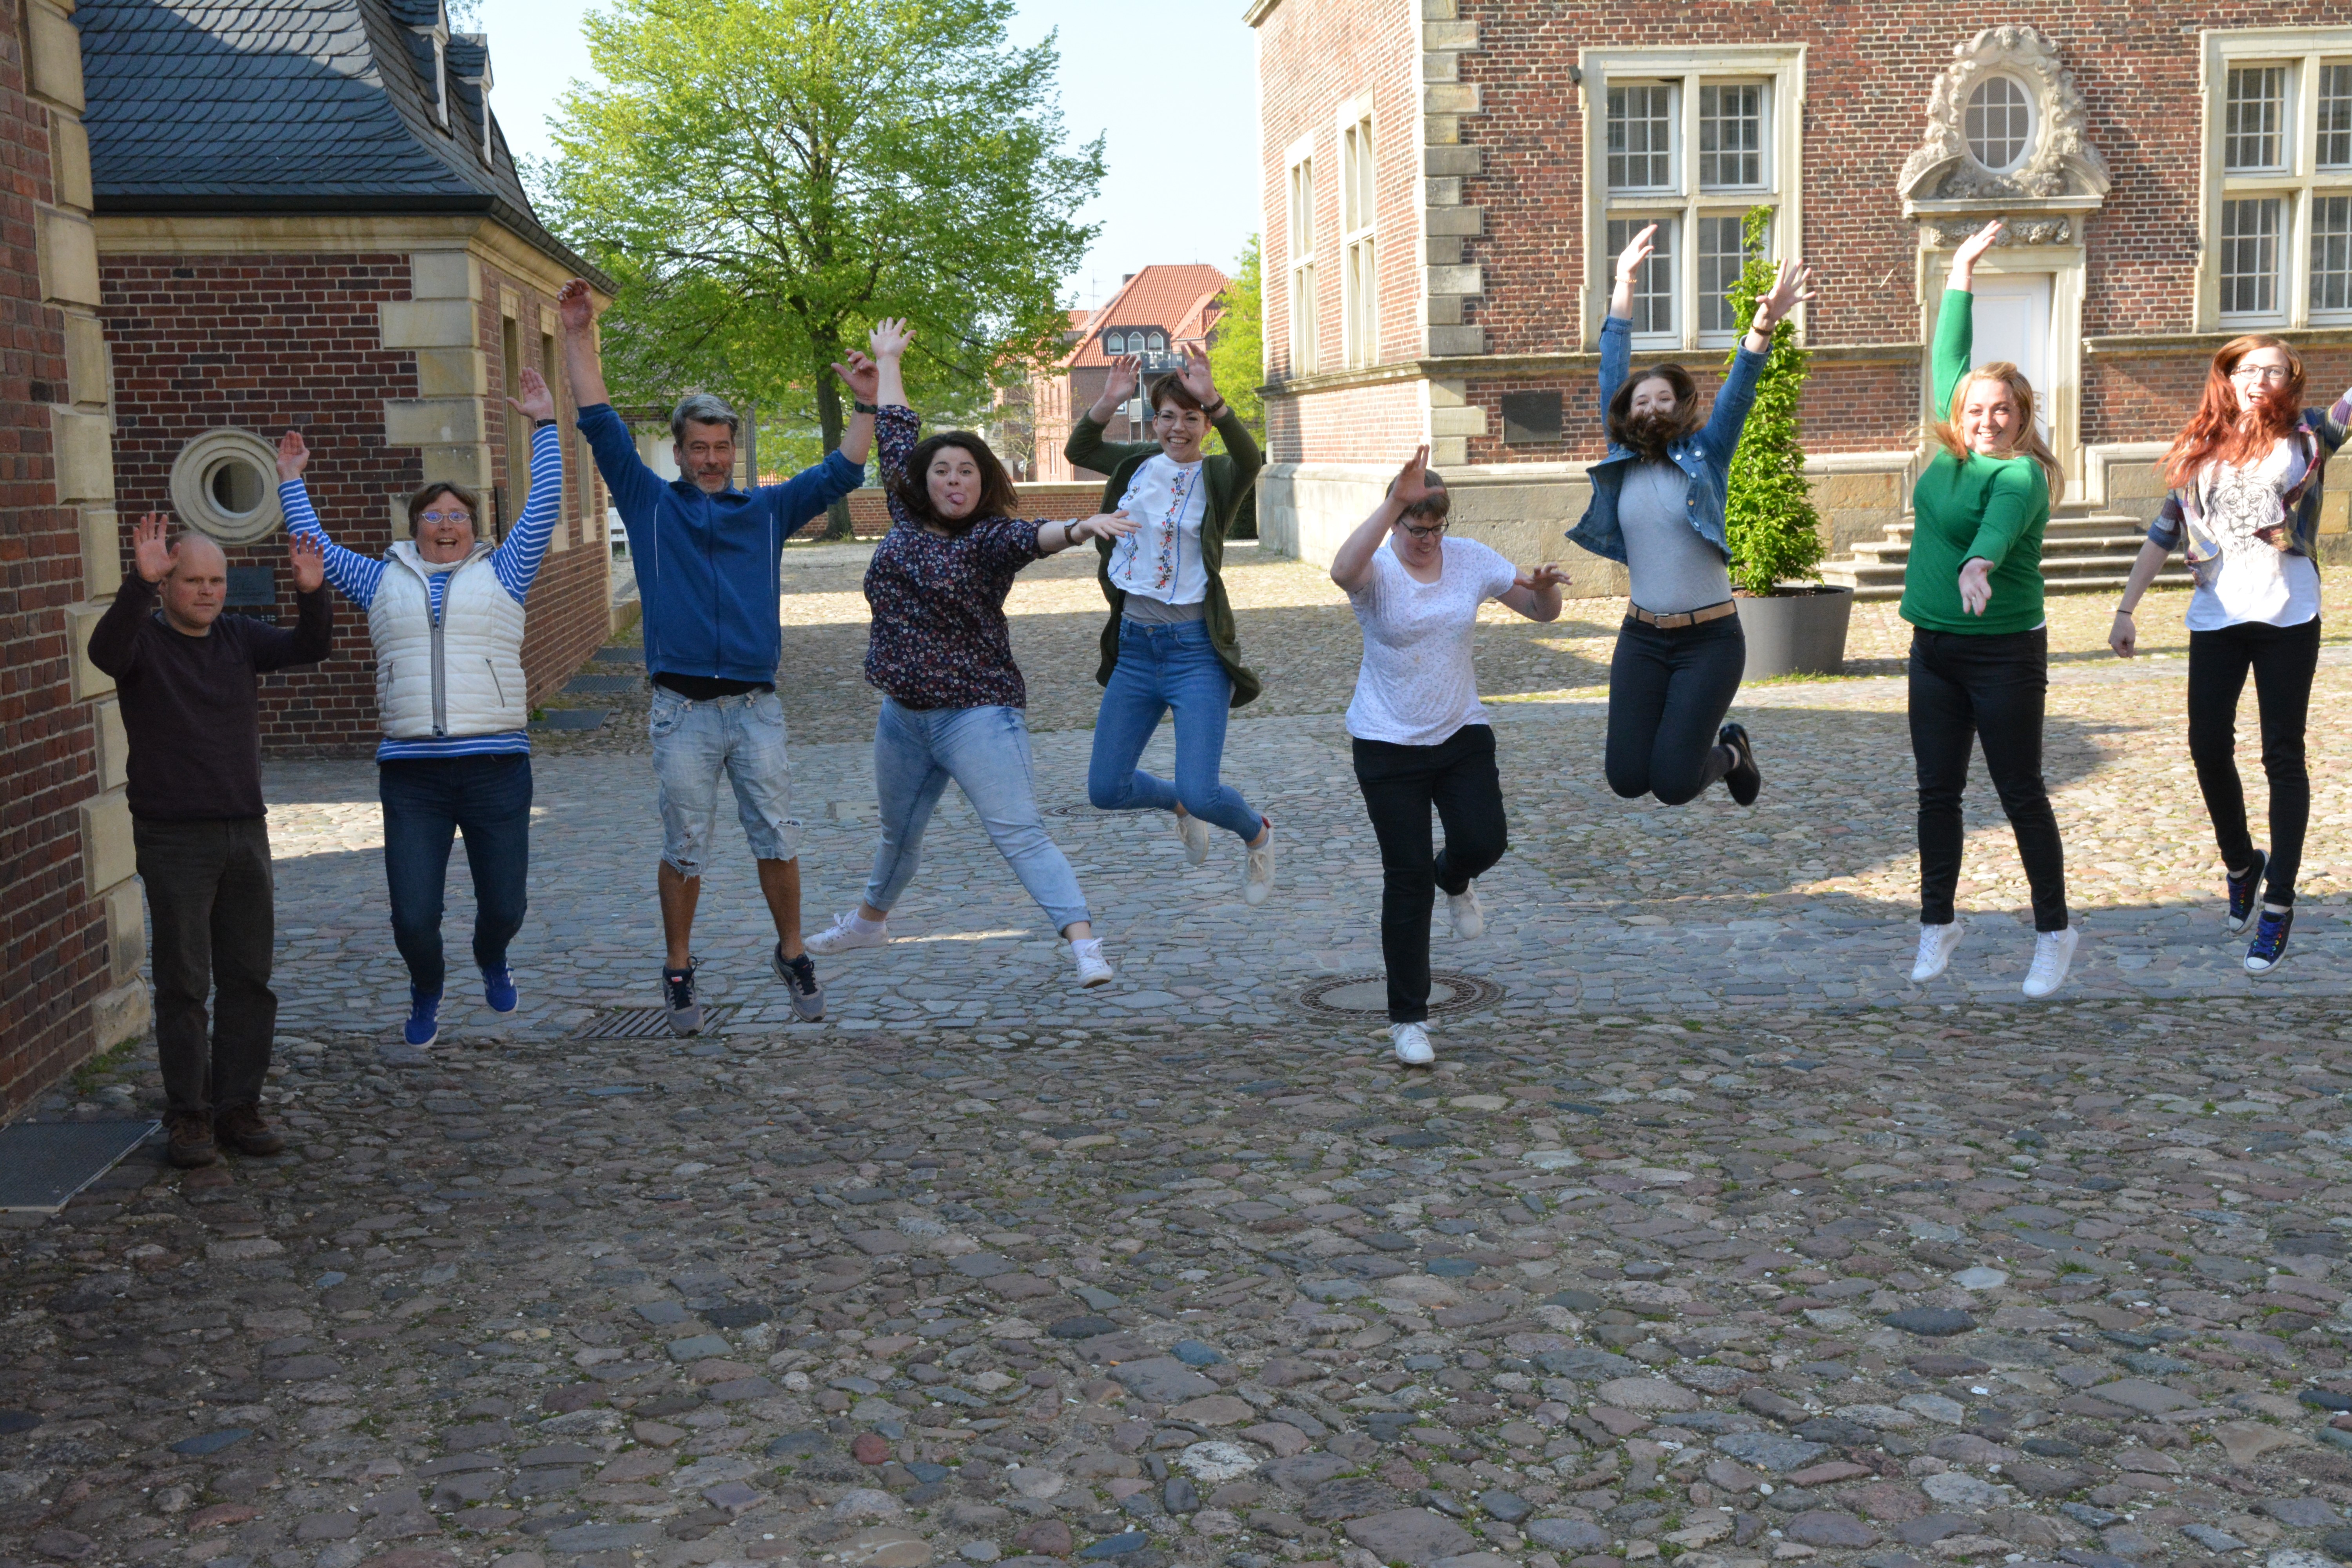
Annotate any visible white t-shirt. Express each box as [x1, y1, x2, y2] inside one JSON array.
[[2188, 443, 2321, 632], [1344, 537, 1521, 746], [1109, 454, 1210, 604]]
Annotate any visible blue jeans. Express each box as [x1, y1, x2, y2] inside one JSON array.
[[1085, 619, 1261, 840], [648, 687, 801, 876], [864, 699, 1091, 934], [379, 755, 532, 996]]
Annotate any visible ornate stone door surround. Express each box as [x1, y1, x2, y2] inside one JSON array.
[[1899, 25, 2110, 499]]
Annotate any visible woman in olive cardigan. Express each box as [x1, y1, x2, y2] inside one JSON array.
[[1067, 350, 1276, 904]]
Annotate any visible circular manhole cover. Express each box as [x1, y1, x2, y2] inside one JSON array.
[[1296, 970, 1504, 1018]]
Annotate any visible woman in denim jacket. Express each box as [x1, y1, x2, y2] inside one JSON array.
[[2109, 334, 2348, 974], [1567, 224, 1813, 808]]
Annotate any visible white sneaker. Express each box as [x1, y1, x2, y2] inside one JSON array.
[[1072, 938, 1114, 988], [805, 910, 887, 955], [1448, 884, 1484, 939], [1391, 1022, 1435, 1066], [1242, 821, 1275, 906], [1910, 920, 1964, 983], [1174, 809, 1211, 866], [2022, 927, 2080, 999]]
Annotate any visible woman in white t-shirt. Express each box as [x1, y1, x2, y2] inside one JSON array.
[[2111, 334, 2349, 975], [1330, 447, 1569, 1065]]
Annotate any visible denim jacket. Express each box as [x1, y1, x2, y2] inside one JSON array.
[[1565, 314, 1768, 565], [2146, 388, 2352, 577]]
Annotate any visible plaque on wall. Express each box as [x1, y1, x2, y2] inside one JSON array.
[[1501, 391, 1563, 446], [225, 565, 276, 615]]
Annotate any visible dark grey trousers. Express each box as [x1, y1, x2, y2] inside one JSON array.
[[133, 815, 276, 1118]]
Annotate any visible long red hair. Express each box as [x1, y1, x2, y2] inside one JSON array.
[[2163, 335, 2306, 488]]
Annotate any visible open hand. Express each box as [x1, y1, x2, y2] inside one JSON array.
[[132, 512, 174, 584], [1176, 344, 1218, 407], [277, 429, 310, 482], [288, 530, 325, 593], [1751, 259, 1819, 334], [1615, 223, 1658, 285], [557, 279, 596, 333], [507, 365, 556, 425], [2108, 612, 2137, 658], [869, 317, 912, 360], [1953, 220, 2006, 270], [1389, 445, 1438, 513], [1516, 562, 1571, 595], [832, 350, 880, 405], [1958, 557, 1994, 616], [1105, 352, 1140, 383], [1078, 510, 1136, 543]]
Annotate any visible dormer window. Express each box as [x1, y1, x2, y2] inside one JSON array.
[[452, 36, 494, 165], [428, 33, 447, 127], [399, 0, 451, 130]]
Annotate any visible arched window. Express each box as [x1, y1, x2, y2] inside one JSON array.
[[1147, 332, 1167, 352], [1104, 330, 1125, 354]]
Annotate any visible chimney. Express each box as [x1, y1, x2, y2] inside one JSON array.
[[1122, 273, 1136, 285]]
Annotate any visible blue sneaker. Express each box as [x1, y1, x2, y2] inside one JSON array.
[[2246, 907, 2294, 975], [404, 987, 442, 1047], [482, 963, 517, 1014], [2226, 849, 2268, 935]]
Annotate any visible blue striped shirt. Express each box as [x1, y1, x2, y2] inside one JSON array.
[[283, 423, 565, 761]]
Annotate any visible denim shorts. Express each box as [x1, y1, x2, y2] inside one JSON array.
[[648, 687, 801, 875]]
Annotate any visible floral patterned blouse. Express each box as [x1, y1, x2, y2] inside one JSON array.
[[863, 404, 1047, 710]]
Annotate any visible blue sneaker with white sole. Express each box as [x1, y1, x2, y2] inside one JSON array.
[[482, 963, 517, 1014], [404, 987, 442, 1048], [2246, 907, 2294, 975]]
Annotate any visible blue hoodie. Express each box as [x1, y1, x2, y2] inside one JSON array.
[[578, 403, 866, 684]]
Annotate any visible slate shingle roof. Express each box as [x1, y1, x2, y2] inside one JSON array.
[[78, 0, 605, 283]]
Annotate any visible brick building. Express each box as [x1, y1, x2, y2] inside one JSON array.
[[1, 0, 616, 1114], [1250, 2, 2352, 587], [1018, 264, 1230, 482]]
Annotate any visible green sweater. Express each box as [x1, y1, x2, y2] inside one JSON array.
[[1067, 412, 1265, 708], [1900, 288, 2051, 636]]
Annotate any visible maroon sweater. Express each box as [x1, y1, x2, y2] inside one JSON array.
[[87, 575, 333, 820]]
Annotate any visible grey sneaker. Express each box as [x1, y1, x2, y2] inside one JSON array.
[[662, 961, 703, 1036], [775, 943, 825, 1021]]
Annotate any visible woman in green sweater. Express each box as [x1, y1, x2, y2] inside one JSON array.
[[1903, 219, 2075, 999]]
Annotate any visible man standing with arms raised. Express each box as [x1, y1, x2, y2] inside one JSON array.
[[559, 280, 877, 1033], [89, 515, 332, 1166]]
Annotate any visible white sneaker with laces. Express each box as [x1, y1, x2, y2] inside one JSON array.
[[2022, 927, 2080, 999], [1448, 884, 1485, 939], [1910, 920, 1964, 982], [1174, 809, 1211, 866], [1391, 1022, 1435, 1066], [1072, 938, 1114, 988], [1242, 822, 1275, 906], [805, 910, 887, 955]]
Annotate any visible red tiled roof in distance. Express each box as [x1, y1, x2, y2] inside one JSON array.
[[1064, 263, 1232, 368]]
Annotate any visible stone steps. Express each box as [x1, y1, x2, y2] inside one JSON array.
[[1822, 508, 2185, 601]]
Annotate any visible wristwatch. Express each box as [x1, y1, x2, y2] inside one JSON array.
[[1203, 398, 1229, 419], [853, 399, 878, 414], [533, 417, 559, 429]]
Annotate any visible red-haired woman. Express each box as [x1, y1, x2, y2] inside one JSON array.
[[2109, 336, 2344, 974], [1901, 220, 2075, 999]]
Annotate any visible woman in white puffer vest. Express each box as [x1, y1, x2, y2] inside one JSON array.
[[278, 366, 567, 1049]]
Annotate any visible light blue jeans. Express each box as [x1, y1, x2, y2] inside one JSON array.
[[1086, 618, 1262, 841], [648, 687, 800, 877], [864, 699, 1091, 933]]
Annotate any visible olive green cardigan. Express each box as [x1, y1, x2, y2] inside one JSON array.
[[1066, 412, 1265, 709]]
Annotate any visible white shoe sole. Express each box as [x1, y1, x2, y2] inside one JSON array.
[[1077, 966, 1114, 988], [2021, 932, 2080, 999], [1910, 923, 1962, 983], [806, 929, 886, 955], [1392, 1035, 1434, 1066], [1176, 815, 1211, 866], [1450, 895, 1484, 940]]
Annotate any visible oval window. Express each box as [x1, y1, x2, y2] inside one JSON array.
[[1965, 76, 2033, 172]]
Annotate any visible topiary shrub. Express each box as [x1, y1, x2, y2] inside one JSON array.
[[1722, 204, 1824, 596]]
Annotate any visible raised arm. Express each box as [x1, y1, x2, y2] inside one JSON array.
[[558, 280, 610, 409], [87, 514, 172, 678], [829, 349, 879, 466], [274, 430, 385, 607], [1331, 446, 1433, 595], [488, 368, 564, 602], [251, 532, 334, 673], [559, 280, 667, 521], [1934, 220, 2004, 416], [1595, 225, 1653, 416], [1697, 258, 1818, 465], [1173, 344, 1262, 483], [1067, 353, 1161, 473]]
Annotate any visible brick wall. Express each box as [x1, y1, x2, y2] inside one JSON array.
[[840, 483, 1109, 537]]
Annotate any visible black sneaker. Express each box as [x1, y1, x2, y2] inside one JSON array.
[[2246, 906, 2294, 975], [775, 944, 824, 1022], [663, 960, 703, 1036], [2225, 849, 2268, 935], [1719, 723, 1761, 807]]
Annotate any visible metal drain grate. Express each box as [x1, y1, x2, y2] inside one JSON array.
[[573, 1004, 739, 1039], [1296, 970, 1505, 1019], [0, 1119, 159, 1213]]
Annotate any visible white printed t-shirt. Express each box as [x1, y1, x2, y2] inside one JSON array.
[[1109, 454, 1210, 604], [1344, 536, 1521, 746], [2187, 441, 2321, 632]]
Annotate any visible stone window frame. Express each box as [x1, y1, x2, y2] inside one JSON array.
[[169, 429, 285, 546], [1581, 45, 1808, 354], [1337, 95, 1378, 369], [1285, 133, 1319, 376], [2199, 27, 2352, 331]]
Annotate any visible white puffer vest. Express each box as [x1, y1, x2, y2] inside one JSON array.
[[370, 541, 530, 738]]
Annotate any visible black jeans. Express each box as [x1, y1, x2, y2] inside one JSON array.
[[1605, 613, 1746, 804], [1908, 627, 2069, 932], [379, 755, 534, 996], [132, 815, 276, 1119], [2188, 615, 2320, 907], [1353, 725, 1509, 1023]]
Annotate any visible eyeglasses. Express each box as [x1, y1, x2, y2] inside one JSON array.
[[1399, 521, 1449, 540], [419, 510, 473, 526], [2230, 364, 2292, 383]]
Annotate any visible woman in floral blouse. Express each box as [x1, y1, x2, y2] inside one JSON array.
[[804, 320, 1135, 987]]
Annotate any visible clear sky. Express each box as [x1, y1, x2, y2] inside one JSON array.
[[472, 0, 1264, 313]]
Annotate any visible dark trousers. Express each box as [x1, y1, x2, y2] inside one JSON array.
[[2188, 615, 2320, 907], [379, 755, 533, 996], [1909, 627, 2068, 932], [1605, 613, 1746, 804], [132, 815, 276, 1119], [1353, 725, 1509, 1023]]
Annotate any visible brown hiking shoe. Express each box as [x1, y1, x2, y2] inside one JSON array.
[[165, 1112, 219, 1168], [213, 1103, 287, 1157]]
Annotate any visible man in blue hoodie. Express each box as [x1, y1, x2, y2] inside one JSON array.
[[560, 280, 874, 1034]]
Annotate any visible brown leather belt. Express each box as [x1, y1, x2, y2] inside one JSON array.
[[1628, 599, 1737, 629]]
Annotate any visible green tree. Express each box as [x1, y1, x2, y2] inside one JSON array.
[[1205, 234, 1264, 452], [1721, 204, 1824, 595], [540, 0, 1103, 533]]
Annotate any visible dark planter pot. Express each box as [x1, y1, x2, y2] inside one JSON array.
[[1737, 584, 1854, 680]]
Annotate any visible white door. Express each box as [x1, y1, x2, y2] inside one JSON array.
[[1966, 273, 2053, 447]]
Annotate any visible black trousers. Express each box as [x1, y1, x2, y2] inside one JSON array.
[[1353, 725, 1509, 1023], [2188, 615, 2321, 907], [1605, 613, 1746, 804], [1908, 627, 2069, 932], [132, 815, 276, 1119]]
